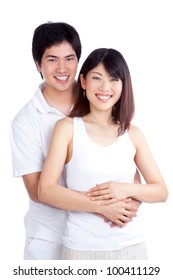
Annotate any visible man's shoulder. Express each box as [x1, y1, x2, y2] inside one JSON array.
[[12, 84, 43, 123], [12, 97, 37, 125]]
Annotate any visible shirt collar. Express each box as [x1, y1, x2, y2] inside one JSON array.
[[32, 82, 65, 116]]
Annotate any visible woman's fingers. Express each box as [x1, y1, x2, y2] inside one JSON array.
[[87, 185, 111, 200]]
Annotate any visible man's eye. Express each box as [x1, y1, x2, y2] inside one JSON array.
[[48, 59, 56, 62], [66, 57, 75, 61]]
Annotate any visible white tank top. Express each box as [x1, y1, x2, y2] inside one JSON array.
[[63, 117, 145, 250]]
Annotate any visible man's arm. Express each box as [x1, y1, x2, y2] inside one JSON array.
[[22, 170, 140, 224], [131, 169, 142, 207], [22, 172, 41, 202], [22, 171, 137, 227]]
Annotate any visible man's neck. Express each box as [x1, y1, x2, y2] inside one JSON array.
[[42, 82, 76, 115]]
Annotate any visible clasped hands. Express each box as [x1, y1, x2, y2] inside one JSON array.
[[87, 181, 140, 228]]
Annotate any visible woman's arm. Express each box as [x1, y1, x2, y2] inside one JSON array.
[[38, 117, 98, 212], [38, 118, 138, 226], [129, 125, 168, 202]]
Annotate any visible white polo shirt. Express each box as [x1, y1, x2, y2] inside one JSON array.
[[10, 83, 67, 242]]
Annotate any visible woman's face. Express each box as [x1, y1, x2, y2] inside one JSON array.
[[80, 63, 122, 112]]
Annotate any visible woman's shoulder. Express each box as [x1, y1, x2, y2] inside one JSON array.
[[128, 123, 144, 134], [55, 116, 73, 127], [53, 117, 74, 137], [128, 123, 145, 146]]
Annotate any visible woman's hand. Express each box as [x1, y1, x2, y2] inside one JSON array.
[[87, 181, 131, 204]]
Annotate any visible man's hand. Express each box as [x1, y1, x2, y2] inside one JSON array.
[[99, 198, 139, 228]]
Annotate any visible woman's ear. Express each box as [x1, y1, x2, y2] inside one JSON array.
[[80, 74, 86, 89]]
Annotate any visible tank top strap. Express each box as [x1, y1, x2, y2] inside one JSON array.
[[72, 117, 86, 148], [73, 117, 84, 128], [73, 117, 85, 136]]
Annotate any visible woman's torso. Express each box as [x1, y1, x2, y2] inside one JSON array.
[[63, 117, 145, 250]]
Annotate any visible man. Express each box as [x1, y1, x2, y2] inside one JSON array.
[[10, 22, 81, 259], [10, 22, 140, 260]]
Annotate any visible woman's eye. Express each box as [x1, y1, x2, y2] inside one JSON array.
[[111, 77, 119, 82], [92, 76, 100, 80]]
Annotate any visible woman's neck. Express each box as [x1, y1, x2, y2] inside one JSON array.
[[83, 111, 114, 126]]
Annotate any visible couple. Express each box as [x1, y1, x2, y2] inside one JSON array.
[[10, 22, 168, 260]]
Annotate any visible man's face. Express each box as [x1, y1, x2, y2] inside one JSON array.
[[37, 41, 78, 94]]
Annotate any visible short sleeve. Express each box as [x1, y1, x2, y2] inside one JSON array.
[[10, 115, 43, 177]]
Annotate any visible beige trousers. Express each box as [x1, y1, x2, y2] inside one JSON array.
[[60, 242, 148, 260]]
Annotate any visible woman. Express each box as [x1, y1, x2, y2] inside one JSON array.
[[38, 48, 168, 259]]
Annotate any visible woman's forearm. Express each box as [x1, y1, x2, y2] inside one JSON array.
[[38, 182, 139, 226], [38, 183, 102, 213], [130, 183, 168, 203], [87, 181, 168, 204]]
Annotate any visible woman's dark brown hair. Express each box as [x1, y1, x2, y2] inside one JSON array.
[[69, 48, 135, 135]]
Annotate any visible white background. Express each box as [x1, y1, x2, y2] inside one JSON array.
[[0, 0, 173, 277]]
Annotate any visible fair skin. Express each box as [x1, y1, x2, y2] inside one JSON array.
[[38, 63, 168, 225], [24, 42, 140, 226], [81, 64, 168, 203]]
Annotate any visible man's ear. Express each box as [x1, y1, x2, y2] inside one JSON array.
[[35, 62, 41, 73], [35, 62, 43, 79]]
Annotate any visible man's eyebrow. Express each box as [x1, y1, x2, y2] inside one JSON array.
[[46, 54, 76, 59], [65, 54, 76, 58], [45, 55, 57, 59]]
